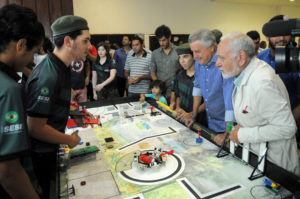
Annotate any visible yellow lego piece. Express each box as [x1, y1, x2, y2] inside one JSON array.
[[156, 101, 177, 115]]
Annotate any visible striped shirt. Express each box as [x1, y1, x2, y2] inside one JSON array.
[[124, 50, 152, 94]]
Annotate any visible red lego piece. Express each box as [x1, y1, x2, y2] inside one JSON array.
[[139, 154, 154, 164], [69, 101, 101, 127], [160, 150, 174, 157], [67, 118, 78, 128], [84, 118, 100, 126]]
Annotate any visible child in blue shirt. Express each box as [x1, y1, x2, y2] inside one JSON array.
[[140, 80, 168, 105]]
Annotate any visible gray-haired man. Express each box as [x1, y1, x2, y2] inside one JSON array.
[[216, 32, 300, 175], [184, 29, 234, 146]]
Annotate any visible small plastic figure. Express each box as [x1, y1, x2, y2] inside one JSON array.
[[196, 128, 203, 143], [135, 148, 174, 168], [149, 106, 161, 116]]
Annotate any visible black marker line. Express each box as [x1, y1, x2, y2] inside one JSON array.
[[118, 129, 177, 150]]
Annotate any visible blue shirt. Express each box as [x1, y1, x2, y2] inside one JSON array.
[[114, 48, 130, 78], [257, 48, 300, 110], [145, 94, 168, 105], [192, 54, 235, 133], [233, 66, 248, 100]]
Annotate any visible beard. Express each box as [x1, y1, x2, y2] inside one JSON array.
[[162, 42, 170, 49], [221, 60, 242, 79], [269, 39, 289, 50]]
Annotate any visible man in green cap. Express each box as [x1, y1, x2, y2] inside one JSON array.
[[0, 4, 44, 199], [25, 15, 91, 198]]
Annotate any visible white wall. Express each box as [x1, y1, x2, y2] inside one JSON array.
[[279, 6, 300, 18], [73, 0, 300, 46]]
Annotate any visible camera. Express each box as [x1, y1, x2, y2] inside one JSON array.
[[275, 46, 300, 73], [262, 18, 300, 73]]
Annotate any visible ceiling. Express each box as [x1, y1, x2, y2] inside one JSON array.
[[211, 0, 300, 7]]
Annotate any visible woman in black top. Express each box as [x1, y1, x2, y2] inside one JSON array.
[[92, 42, 117, 100]]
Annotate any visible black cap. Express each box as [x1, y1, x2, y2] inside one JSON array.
[[175, 43, 192, 55], [269, 15, 289, 22]]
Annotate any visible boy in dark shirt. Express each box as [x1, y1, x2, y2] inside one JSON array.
[[171, 43, 206, 125], [25, 15, 91, 198], [0, 4, 44, 199]]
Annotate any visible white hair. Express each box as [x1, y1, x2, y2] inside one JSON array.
[[221, 32, 255, 59]]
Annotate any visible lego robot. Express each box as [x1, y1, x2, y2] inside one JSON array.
[[134, 148, 174, 168]]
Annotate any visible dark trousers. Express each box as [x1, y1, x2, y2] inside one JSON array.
[[87, 81, 94, 101], [31, 151, 57, 199], [196, 110, 208, 127], [0, 186, 11, 199], [96, 88, 119, 100], [116, 76, 127, 97]]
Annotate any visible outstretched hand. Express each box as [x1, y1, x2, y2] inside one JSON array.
[[69, 130, 81, 148]]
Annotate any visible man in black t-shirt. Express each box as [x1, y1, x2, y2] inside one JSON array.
[[0, 4, 44, 199], [70, 60, 90, 103], [25, 15, 91, 198]]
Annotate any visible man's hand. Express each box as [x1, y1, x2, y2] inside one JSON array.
[[71, 89, 76, 101], [93, 93, 98, 100], [133, 75, 142, 83], [85, 77, 89, 86], [95, 83, 104, 91], [176, 109, 189, 122], [184, 114, 195, 128], [69, 130, 81, 148], [128, 77, 135, 85], [140, 94, 145, 102], [169, 102, 175, 110], [72, 91, 81, 102], [229, 125, 241, 144], [214, 132, 228, 146]]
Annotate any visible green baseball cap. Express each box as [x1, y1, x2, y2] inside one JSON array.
[[175, 43, 192, 55], [51, 15, 89, 37]]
